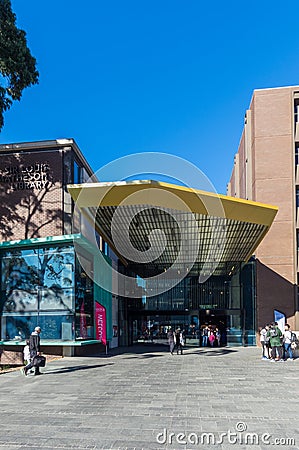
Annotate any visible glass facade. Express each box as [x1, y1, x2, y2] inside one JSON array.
[[127, 260, 256, 346], [0, 239, 256, 347], [0, 244, 94, 341], [74, 252, 94, 340]]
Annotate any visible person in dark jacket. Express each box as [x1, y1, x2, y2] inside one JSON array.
[[22, 326, 42, 375], [174, 328, 184, 355]]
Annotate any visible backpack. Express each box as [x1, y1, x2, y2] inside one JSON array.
[[291, 332, 298, 344], [269, 327, 278, 338]]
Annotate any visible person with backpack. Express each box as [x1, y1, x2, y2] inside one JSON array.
[[267, 322, 283, 361], [283, 324, 296, 361]]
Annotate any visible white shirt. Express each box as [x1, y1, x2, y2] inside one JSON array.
[[23, 345, 30, 360], [260, 328, 267, 342], [283, 330, 292, 344]]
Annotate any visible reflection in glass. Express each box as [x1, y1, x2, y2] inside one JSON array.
[[2, 314, 38, 340], [39, 287, 74, 311], [74, 254, 94, 339], [3, 290, 38, 313], [0, 245, 76, 340], [2, 250, 39, 288], [2, 313, 75, 340], [41, 247, 74, 288]]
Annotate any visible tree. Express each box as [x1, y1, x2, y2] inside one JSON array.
[[0, 0, 38, 130]]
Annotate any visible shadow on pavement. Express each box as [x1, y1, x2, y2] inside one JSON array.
[[45, 363, 114, 374], [80, 344, 240, 359], [101, 343, 170, 358], [121, 354, 164, 359], [196, 348, 238, 356]]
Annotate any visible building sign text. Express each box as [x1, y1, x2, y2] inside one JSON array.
[[0, 163, 52, 191]]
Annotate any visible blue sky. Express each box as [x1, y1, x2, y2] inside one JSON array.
[[2, 0, 299, 193]]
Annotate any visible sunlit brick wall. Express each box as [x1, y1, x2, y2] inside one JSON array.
[[0, 149, 64, 241]]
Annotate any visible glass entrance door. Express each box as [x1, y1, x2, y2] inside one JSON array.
[[132, 313, 200, 346]]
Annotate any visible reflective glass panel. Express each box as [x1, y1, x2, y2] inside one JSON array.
[[1, 245, 76, 340], [2, 249, 39, 312]]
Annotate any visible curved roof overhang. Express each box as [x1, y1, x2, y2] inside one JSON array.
[[68, 180, 278, 278]]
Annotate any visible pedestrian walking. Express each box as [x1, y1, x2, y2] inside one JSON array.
[[167, 328, 175, 355], [175, 328, 184, 354], [21, 326, 43, 376], [22, 339, 34, 374], [23, 339, 30, 365]]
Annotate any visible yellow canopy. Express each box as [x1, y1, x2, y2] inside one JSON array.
[[68, 180, 278, 277]]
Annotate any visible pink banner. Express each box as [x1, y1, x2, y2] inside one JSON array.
[[95, 302, 107, 345]]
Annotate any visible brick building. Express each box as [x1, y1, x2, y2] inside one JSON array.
[[227, 86, 299, 330]]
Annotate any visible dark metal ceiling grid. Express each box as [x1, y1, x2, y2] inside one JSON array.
[[92, 204, 267, 277]]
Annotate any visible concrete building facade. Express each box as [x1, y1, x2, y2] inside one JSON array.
[[227, 86, 299, 330]]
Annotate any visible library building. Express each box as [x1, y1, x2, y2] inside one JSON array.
[[0, 138, 278, 360]]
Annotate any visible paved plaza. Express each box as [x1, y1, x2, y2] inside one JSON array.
[[0, 345, 298, 450]]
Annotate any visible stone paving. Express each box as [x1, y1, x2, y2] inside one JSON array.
[[0, 345, 298, 450]]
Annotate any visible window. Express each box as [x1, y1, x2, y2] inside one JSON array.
[[1, 245, 76, 340], [73, 160, 82, 184], [295, 101, 299, 123], [1, 249, 39, 312], [74, 253, 94, 339]]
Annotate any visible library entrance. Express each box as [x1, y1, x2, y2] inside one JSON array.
[[68, 180, 278, 347], [131, 310, 239, 347]]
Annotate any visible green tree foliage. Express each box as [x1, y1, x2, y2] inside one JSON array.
[[0, 0, 38, 130]]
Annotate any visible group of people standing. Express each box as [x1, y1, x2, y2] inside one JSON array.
[[167, 325, 223, 354], [259, 322, 298, 362], [201, 326, 221, 347]]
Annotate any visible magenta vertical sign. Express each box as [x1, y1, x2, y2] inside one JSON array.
[[95, 302, 107, 345]]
